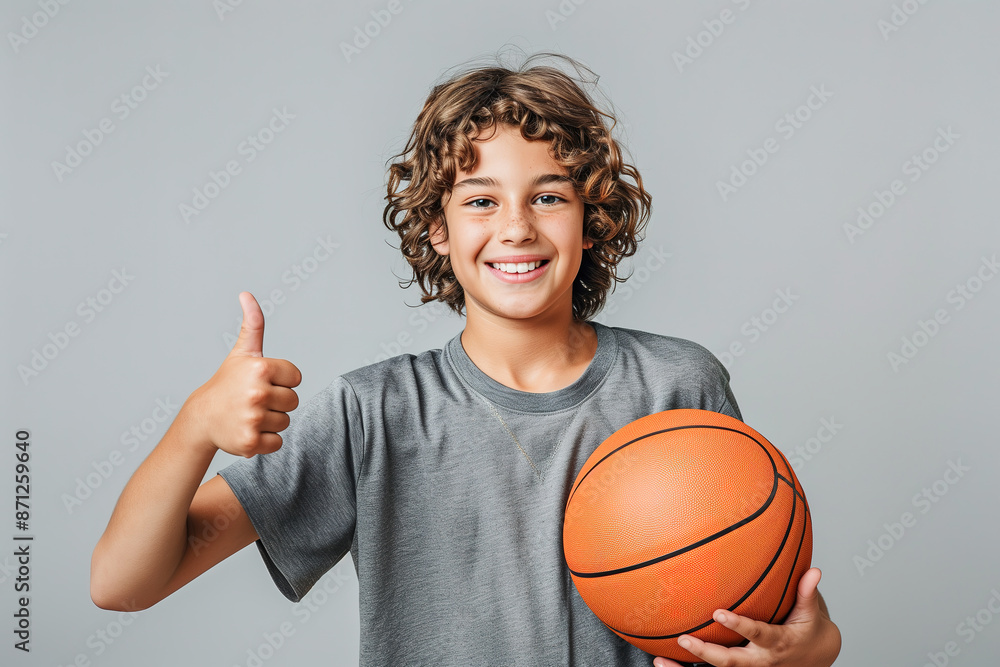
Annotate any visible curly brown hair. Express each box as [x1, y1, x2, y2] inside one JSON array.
[[382, 51, 652, 322]]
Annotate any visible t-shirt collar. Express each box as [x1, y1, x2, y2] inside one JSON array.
[[444, 321, 617, 413]]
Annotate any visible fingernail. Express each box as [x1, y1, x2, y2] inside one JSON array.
[[679, 638, 691, 649], [716, 611, 727, 623]]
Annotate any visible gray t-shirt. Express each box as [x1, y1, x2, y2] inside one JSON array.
[[218, 321, 742, 666]]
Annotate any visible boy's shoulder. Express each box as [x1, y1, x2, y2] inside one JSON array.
[[608, 323, 741, 420], [608, 323, 731, 379], [339, 343, 448, 396]]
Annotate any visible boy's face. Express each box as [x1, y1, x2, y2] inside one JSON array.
[[431, 124, 592, 323]]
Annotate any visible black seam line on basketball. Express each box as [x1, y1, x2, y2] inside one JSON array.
[[771, 445, 794, 480], [612, 615, 718, 640], [568, 444, 779, 579], [767, 485, 806, 624], [566, 424, 775, 513], [612, 480, 800, 640], [775, 472, 808, 501], [771, 445, 812, 510], [565, 424, 763, 508], [768, 503, 809, 624], [567, 428, 780, 578], [776, 472, 808, 505]]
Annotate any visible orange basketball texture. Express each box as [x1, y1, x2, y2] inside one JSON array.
[[563, 409, 812, 663]]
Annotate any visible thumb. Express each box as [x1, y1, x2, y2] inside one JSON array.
[[230, 291, 265, 358], [786, 566, 823, 624]]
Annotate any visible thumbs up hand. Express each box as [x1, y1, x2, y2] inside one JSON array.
[[191, 292, 303, 458]]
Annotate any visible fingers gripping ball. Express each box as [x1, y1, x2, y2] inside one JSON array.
[[562, 409, 812, 663]]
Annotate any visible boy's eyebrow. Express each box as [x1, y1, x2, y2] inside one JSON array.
[[452, 173, 576, 191]]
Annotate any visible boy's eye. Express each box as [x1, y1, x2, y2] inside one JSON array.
[[465, 195, 564, 208]]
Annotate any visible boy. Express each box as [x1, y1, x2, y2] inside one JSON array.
[[91, 52, 840, 666]]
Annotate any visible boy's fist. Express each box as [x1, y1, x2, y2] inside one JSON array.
[[191, 292, 302, 458]]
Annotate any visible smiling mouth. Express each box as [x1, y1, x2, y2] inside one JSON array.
[[487, 259, 550, 274]]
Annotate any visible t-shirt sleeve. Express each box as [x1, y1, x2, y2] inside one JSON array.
[[704, 348, 743, 422], [216, 375, 365, 602]]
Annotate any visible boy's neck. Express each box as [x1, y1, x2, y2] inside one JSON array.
[[459, 312, 598, 394]]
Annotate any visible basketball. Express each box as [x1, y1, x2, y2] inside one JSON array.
[[562, 409, 812, 663]]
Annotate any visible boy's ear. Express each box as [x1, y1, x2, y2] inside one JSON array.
[[583, 235, 594, 250], [429, 217, 449, 256]]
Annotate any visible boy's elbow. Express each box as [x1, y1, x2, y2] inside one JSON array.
[[89, 586, 122, 611], [90, 548, 155, 612], [89, 579, 155, 612]]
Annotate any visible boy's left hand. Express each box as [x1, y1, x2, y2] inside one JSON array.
[[652, 568, 841, 667]]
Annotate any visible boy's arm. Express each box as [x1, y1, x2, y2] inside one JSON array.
[[90, 292, 300, 611], [90, 403, 258, 610]]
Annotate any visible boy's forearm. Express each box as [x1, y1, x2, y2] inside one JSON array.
[[90, 392, 216, 610]]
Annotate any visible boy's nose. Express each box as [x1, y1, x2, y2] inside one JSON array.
[[497, 204, 536, 243]]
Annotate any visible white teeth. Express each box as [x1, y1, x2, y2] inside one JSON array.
[[491, 261, 542, 274]]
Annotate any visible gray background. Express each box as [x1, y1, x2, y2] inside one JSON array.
[[3, 1, 999, 665]]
